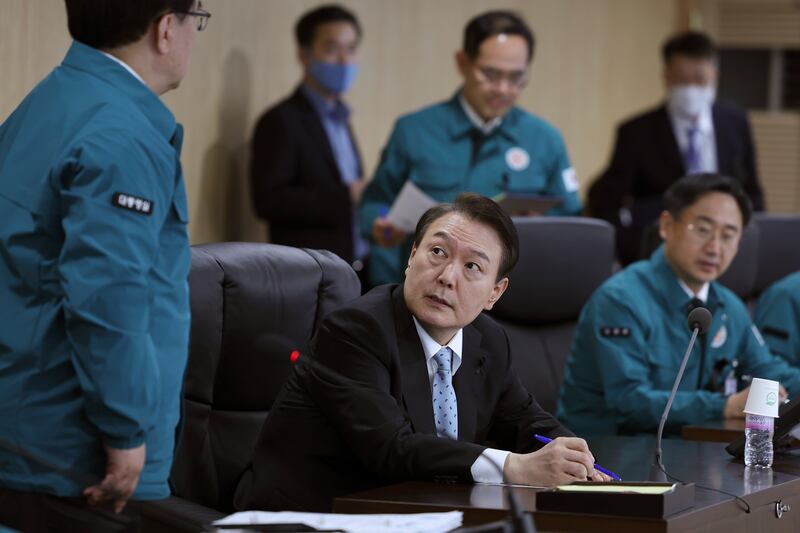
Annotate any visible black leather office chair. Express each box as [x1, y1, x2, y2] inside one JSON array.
[[141, 243, 360, 531], [716, 219, 759, 300], [490, 217, 615, 414], [752, 213, 800, 294]]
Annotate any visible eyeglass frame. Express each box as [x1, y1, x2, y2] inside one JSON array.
[[683, 217, 741, 248], [472, 64, 529, 90], [177, 8, 211, 31]]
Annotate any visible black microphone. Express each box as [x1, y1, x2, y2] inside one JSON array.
[[649, 306, 712, 482], [289, 347, 535, 533]]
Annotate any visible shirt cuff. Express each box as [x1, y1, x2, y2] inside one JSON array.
[[471, 448, 511, 483]]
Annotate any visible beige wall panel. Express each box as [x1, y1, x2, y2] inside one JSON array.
[[2, 0, 679, 244], [750, 112, 800, 213]]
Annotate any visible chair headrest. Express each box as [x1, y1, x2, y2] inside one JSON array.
[[185, 243, 360, 409], [491, 217, 615, 325]]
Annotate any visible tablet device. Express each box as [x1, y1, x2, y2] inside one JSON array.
[[726, 395, 800, 458], [494, 193, 562, 215]]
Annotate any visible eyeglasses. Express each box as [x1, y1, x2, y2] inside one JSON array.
[[686, 221, 740, 248], [473, 65, 528, 89], [183, 9, 211, 31]]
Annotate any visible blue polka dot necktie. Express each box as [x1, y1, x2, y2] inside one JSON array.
[[432, 347, 458, 440]]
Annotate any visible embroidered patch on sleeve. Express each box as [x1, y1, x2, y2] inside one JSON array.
[[600, 326, 630, 338], [562, 167, 579, 192], [112, 192, 153, 215]]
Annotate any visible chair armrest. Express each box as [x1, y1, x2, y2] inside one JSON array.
[[140, 496, 226, 533]]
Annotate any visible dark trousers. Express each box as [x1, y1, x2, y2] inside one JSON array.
[[0, 488, 143, 533]]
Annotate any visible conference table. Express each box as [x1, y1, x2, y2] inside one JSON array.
[[334, 435, 800, 532], [682, 418, 745, 442]]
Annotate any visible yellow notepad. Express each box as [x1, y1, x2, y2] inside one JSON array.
[[555, 483, 676, 495]]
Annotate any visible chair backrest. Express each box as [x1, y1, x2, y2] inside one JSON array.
[[752, 213, 800, 294], [717, 219, 760, 300], [490, 217, 615, 413], [170, 243, 360, 512]]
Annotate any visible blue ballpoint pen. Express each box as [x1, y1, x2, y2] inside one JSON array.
[[533, 434, 622, 481]]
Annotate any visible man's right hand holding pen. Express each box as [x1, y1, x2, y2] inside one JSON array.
[[503, 436, 619, 486]]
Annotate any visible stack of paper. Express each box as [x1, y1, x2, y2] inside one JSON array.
[[384, 181, 437, 233], [212, 510, 462, 533]]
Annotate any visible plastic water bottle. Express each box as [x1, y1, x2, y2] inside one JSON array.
[[744, 413, 774, 468]]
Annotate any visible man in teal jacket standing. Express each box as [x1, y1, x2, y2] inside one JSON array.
[[558, 175, 800, 436], [0, 1, 208, 530], [755, 272, 800, 367], [360, 10, 581, 287]]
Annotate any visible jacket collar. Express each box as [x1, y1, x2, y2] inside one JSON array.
[[61, 41, 178, 145], [648, 246, 725, 313], [446, 90, 520, 144]]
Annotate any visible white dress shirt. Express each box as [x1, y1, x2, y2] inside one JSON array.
[[678, 279, 710, 303], [413, 318, 510, 483], [100, 51, 146, 85], [668, 104, 718, 174]]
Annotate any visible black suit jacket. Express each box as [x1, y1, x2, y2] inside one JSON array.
[[250, 86, 363, 263], [234, 284, 572, 512], [588, 102, 764, 264]]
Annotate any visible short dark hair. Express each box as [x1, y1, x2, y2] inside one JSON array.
[[663, 174, 752, 226], [65, 0, 194, 50], [413, 193, 519, 280], [295, 4, 361, 48], [463, 10, 535, 64], [662, 31, 716, 64]]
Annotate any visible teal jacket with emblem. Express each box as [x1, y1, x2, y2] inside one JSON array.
[[755, 271, 800, 367], [359, 92, 580, 286], [0, 41, 190, 499], [557, 247, 800, 436]]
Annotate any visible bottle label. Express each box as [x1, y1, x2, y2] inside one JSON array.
[[745, 414, 774, 431]]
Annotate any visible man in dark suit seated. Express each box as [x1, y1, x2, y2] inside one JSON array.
[[250, 4, 368, 272], [235, 193, 610, 512], [588, 31, 764, 265]]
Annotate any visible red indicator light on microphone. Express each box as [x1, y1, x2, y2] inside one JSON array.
[[290, 350, 300, 363]]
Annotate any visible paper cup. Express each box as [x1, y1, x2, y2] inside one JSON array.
[[743, 377, 780, 418]]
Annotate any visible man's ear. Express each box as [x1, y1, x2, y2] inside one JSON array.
[[658, 210, 672, 241], [154, 12, 176, 54], [406, 245, 417, 273], [484, 277, 509, 311], [455, 50, 469, 77], [297, 46, 312, 69]]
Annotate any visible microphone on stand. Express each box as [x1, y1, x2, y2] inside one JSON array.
[[649, 306, 713, 482], [287, 344, 536, 533]]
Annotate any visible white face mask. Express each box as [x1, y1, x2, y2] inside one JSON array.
[[667, 85, 715, 119]]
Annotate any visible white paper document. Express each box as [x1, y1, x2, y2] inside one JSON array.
[[384, 180, 438, 233], [213, 510, 462, 533]]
